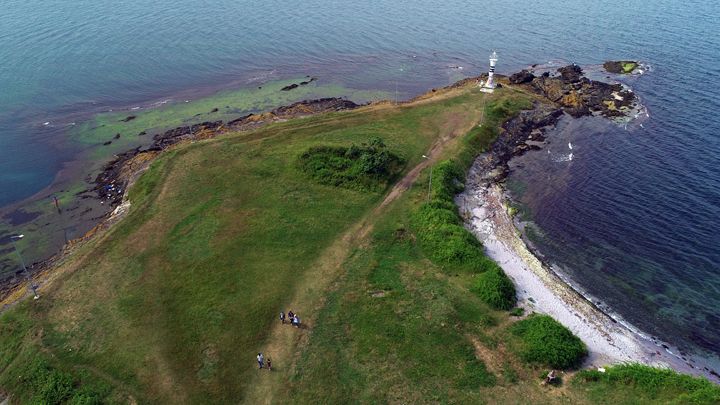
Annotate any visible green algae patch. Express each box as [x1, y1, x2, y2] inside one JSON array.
[[622, 62, 638, 73], [69, 78, 389, 150]]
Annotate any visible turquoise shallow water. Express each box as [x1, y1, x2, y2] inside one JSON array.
[[2, 0, 720, 371]]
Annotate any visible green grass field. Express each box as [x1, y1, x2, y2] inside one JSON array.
[[1, 83, 718, 404]]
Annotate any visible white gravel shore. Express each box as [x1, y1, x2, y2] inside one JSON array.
[[456, 162, 714, 381]]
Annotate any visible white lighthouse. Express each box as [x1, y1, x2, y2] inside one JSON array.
[[479, 51, 498, 93]]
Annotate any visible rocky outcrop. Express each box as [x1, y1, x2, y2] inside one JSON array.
[[473, 104, 564, 183], [509, 70, 535, 84], [557, 64, 583, 83], [281, 77, 317, 91], [603, 60, 638, 74], [527, 65, 635, 118]]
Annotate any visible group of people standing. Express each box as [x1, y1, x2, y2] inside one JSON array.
[[280, 310, 301, 328], [256, 310, 303, 371]]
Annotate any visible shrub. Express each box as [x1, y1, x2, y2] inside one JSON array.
[[509, 307, 524, 317], [576, 363, 720, 403], [428, 160, 465, 202], [510, 314, 587, 369], [411, 204, 491, 273], [298, 137, 404, 190], [411, 159, 493, 273], [473, 265, 516, 310]]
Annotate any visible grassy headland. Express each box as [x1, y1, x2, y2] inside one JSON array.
[[0, 78, 389, 290], [0, 81, 717, 404]]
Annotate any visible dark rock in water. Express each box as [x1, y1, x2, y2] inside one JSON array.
[[113, 133, 121, 139], [103, 140, 112, 145], [603, 60, 638, 74], [121, 115, 136, 122], [509, 70, 535, 84], [281, 77, 317, 91], [557, 64, 583, 83], [210, 108, 219, 113]]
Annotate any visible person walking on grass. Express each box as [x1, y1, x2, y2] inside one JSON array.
[[293, 314, 300, 328], [288, 310, 294, 322], [257, 353, 264, 369], [267, 357, 272, 371], [280, 311, 286, 324]]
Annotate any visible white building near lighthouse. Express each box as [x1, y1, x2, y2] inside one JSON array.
[[479, 51, 498, 93]]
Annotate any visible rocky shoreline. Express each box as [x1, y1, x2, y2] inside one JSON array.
[[92, 97, 359, 207], [472, 64, 638, 185], [457, 65, 720, 382]]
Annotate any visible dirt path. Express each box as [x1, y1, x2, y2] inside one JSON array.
[[242, 102, 483, 405]]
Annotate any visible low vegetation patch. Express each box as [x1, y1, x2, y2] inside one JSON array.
[[298, 137, 404, 190], [411, 160, 496, 274], [411, 96, 532, 278], [473, 264, 516, 310], [0, 308, 112, 404], [574, 363, 720, 404], [510, 314, 587, 369]]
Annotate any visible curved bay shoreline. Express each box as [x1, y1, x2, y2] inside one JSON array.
[[456, 65, 720, 382]]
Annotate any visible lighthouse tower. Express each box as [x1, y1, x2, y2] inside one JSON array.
[[479, 51, 498, 93]]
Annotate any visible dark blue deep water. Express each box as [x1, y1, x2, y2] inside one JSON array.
[[2, 0, 719, 367]]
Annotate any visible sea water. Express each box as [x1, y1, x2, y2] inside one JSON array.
[[2, 0, 719, 369]]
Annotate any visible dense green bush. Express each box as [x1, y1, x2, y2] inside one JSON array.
[[411, 186, 495, 274], [576, 363, 720, 404], [428, 160, 465, 202], [298, 137, 404, 190], [510, 314, 587, 369], [473, 264, 516, 310]]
